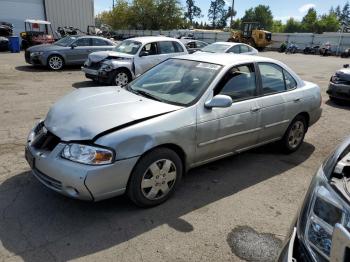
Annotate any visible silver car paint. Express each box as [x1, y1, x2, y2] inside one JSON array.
[[82, 37, 188, 79], [26, 54, 322, 201], [26, 36, 116, 66]]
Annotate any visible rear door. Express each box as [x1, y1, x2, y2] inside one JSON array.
[[136, 42, 159, 74], [255, 62, 291, 143], [91, 38, 115, 52]]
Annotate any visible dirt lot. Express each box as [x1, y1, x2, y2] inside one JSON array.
[[0, 51, 349, 262]]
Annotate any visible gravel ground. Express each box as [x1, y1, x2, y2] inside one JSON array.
[[0, 51, 349, 262]]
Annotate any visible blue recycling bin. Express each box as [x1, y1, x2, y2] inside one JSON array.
[[8, 36, 20, 53]]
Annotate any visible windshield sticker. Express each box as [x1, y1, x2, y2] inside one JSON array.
[[196, 63, 221, 70]]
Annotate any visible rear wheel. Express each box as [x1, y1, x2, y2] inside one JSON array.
[[281, 116, 307, 153], [47, 55, 64, 70], [127, 148, 183, 207]]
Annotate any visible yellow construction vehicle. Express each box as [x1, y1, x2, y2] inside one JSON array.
[[228, 22, 272, 51]]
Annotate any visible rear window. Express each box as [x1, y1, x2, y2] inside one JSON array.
[[158, 41, 176, 54]]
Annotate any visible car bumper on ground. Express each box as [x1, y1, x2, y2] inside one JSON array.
[[25, 127, 139, 201], [327, 82, 350, 101]]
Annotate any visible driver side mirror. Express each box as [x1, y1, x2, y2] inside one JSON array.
[[205, 95, 232, 109], [70, 43, 77, 49], [139, 50, 149, 57]]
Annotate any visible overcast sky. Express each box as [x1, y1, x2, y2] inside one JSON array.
[[94, 0, 347, 23]]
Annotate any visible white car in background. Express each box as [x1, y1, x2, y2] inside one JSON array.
[[197, 42, 258, 56], [82, 36, 188, 86]]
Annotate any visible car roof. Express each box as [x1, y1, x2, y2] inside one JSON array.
[[127, 36, 179, 44], [174, 53, 276, 66], [209, 42, 243, 46]]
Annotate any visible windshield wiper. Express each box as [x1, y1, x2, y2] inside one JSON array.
[[135, 90, 163, 102]]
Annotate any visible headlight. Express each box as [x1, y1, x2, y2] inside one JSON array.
[[62, 144, 114, 165], [100, 63, 113, 72], [297, 167, 350, 261], [31, 51, 43, 56]]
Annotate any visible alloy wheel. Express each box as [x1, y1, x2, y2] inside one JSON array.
[[287, 120, 305, 149], [141, 159, 177, 200], [48, 56, 63, 70]]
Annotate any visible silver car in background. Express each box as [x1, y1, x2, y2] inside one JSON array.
[[25, 54, 322, 207], [25, 36, 116, 70], [197, 41, 258, 55], [81, 36, 188, 86]]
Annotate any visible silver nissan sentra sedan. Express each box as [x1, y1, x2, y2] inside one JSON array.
[[25, 54, 322, 207]]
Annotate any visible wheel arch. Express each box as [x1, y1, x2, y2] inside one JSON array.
[[295, 112, 310, 128]]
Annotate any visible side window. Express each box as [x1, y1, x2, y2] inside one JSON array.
[[215, 64, 257, 101], [158, 41, 176, 54], [258, 63, 286, 94], [283, 69, 297, 90], [239, 45, 249, 53], [173, 41, 184, 53], [92, 38, 109, 46], [141, 42, 158, 56], [228, 45, 240, 54], [196, 41, 207, 48], [74, 38, 91, 46], [187, 42, 196, 48]]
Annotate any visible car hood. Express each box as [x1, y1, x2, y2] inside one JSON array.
[[44, 87, 181, 141], [336, 68, 350, 81], [27, 44, 66, 52], [88, 51, 134, 63]]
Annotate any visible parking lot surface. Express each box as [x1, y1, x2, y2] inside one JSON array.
[[0, 52, 349, 262]]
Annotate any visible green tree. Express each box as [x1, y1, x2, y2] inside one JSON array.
[[184, 0, 202, 25], [241, 5, 273, 30], [284, 18, 302, 33], [316, 13, 340, 33], [97, 0, 130, 29], [154, 0, 184, 29], [208, 0, 227, 28], [301, 8, 317, 32], [272, 20, 284, 33], [341, 1, 350, 24]]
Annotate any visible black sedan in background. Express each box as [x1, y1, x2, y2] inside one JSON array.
[[327, 65, 350, 102], [278, 137, 350, 262]]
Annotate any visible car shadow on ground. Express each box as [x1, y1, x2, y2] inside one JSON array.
[[0, 142, 315, 261], [325, 99, 350, 110], [15, 65, 81, 72], [72, 81, 107, 89]]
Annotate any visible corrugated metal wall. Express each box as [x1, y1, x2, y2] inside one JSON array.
[[0, 0, 45, 35], [44, 0, 94, 34]]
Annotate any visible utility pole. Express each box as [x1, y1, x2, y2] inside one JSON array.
[[230, 0, 235, 28], [112, 0, 115, 9]]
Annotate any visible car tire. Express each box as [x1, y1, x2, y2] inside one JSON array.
[[281, 115, 307, 154], [111, 69, 131, 86], [47, 55, 64, 70], [127, 148, 183, 207]]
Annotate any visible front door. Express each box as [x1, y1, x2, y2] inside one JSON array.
[[135, 42, 159, 75], [195, 63, 261, 163], [65, 37, 92, 64]]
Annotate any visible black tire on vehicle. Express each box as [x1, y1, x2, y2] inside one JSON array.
[[111, 69, 131, 86], [280, 115, 307, 154], [47, 55, 64, 70], [127, 148, 183, 207]]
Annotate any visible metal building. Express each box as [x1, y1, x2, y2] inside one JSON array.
[[0, 0, 94, 36]]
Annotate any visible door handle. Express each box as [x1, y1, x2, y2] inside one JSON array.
[[293, 98, 301, 103], [250, 106, 261, 112]]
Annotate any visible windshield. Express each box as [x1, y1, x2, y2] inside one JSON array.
[[128, 59, 222, 106], [114, 40, 142, 54], [201, 43, 231, 53], [54, 36, 77, 46]]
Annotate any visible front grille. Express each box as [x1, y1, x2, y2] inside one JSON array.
[[32, 125, 60, 151], [35, 168, 62, 190]]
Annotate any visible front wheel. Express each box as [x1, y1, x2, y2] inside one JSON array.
[[47, 55, 64, 70], [281, 116, 307, 153], [111, 69, 131, 86], [127, 148, 183, 207]]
